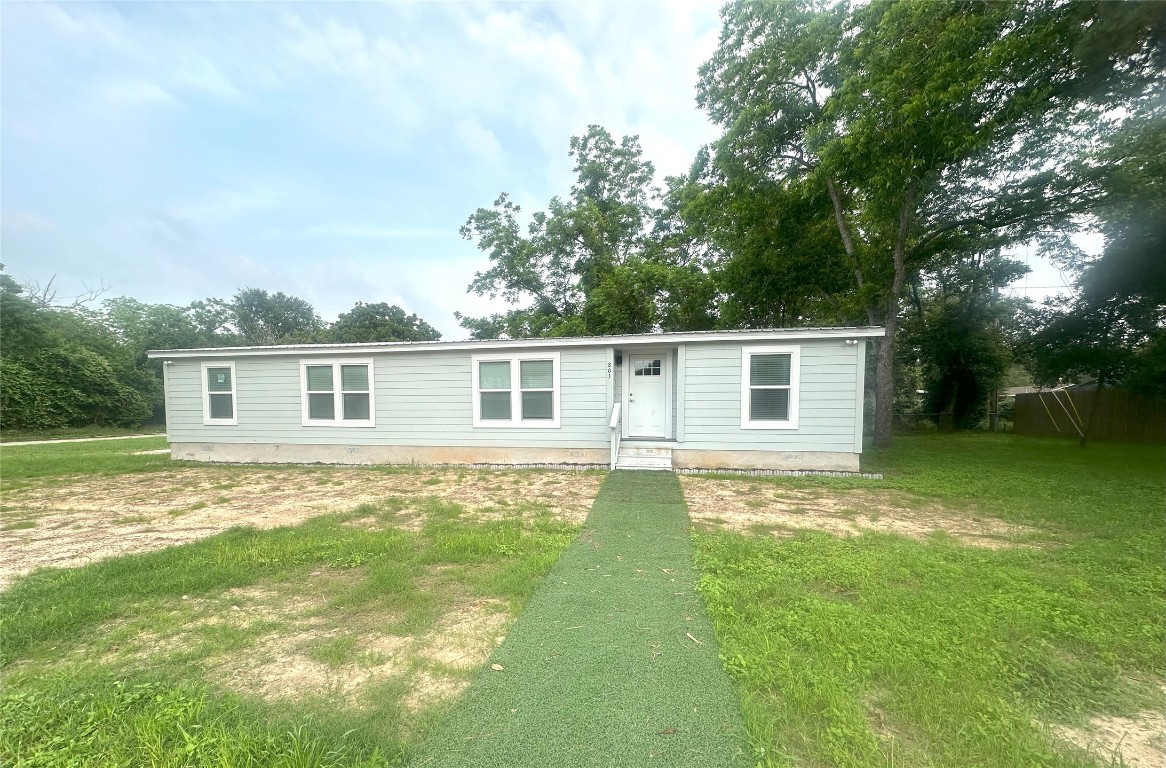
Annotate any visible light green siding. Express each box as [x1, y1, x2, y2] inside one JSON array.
[[161, 336, 869, 459], [681, 340, 862, 452], [165, 347, 610, 448]]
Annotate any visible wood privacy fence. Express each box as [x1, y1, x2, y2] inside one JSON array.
[[1014, 387, 1166, 443]]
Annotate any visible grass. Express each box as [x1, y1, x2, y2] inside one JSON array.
[[694, 433, 1165, 767], [1, 674, 389, 767], [412, 470, 751, 768], [1, 489, 579, 766], [0, 435, 172, 492], [0, 424, 166, 443]]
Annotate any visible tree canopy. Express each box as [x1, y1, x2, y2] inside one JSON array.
[[0, 269, 442, 431]]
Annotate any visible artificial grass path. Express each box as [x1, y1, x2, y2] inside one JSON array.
[[411, 470, 751, 767]]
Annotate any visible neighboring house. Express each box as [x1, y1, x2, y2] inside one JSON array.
[[147, 327, 884, 472]]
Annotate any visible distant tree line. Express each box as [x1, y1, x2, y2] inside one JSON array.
[[0, 273, 439, 431], [457, 0, 1165, 445]]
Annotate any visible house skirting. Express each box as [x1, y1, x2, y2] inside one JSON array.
[[672, 449, 860, 472], [169, 442, 608, 467]]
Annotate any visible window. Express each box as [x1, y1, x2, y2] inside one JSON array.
[[634, 359, 661, 376], [741, 346, 800, 429], [300, 359, 375, 427], [202, 361, 237, 426], [472, 352, 560, 428]]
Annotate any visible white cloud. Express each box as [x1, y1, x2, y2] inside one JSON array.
[[455, 118, 505, 165], [93, 78, 182, 109], [2, 1, 728, 338], [168, 182, 282, 223]]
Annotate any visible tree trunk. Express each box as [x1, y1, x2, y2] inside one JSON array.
[[873, 315, 899, 448], [825, 177, 878, 326], [872, 191, 916, 449]]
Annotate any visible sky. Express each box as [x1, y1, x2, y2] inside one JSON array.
[[1, 1, 1070, 340]]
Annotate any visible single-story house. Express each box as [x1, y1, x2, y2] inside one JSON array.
[[147, 327, 884, 472]]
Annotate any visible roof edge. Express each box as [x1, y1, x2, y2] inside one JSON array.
[[147, 326, 886, 359]]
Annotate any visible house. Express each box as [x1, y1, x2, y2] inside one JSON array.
[[147, 327, 884, 472]]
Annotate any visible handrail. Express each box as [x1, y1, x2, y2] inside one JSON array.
[[609, 402, 622, 470]]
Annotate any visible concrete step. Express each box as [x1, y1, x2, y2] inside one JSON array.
[[615, 454, 674, 471], [618, 445, 674, 457]]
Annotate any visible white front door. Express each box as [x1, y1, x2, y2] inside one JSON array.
[[627, 353, 668, 438]]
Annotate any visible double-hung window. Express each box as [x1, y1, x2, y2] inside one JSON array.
[[202, 361, 237, 426], [740, 346, 800, 429], [300, 359, 375, 427], [472, 352, 560, 428]]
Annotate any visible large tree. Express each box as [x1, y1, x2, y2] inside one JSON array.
[[697, 0, 1161, 447], [1025, 105, 1166, 428], [458, 125, 712, 338], [229, 288, 323, 345]]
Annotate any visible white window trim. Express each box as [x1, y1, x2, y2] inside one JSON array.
[[471, 351, 561, 429], [299, 358, 376, 427], [202, 361, 238, 426], [741, 345, 800, 430]]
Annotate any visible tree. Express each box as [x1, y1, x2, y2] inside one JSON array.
[[105, 298, 204, 363], [184, 298, 237, 343], [1025, 107, 1166, 432], [697, 0, 1161, 447], [329, 302, 441, 343], [458, 125, 711, 338], [230, 288, 323, 345], [898, 253, 1027, 430], [0, 268, 152, 430]]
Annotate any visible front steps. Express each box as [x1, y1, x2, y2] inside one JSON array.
[[616, 443, 673, 471]]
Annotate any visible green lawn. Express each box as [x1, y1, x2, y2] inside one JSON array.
[[0, 449, 581, 766], [694, 434, 1165, 767], [0, 435, 172, 492], [3, 433, 1161, 767]]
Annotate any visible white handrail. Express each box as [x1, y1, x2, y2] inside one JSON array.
[[609, 402, 622, 470]]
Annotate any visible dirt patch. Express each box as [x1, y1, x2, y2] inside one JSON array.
[[1048, 697, 1166, 768], [680, 477, 1040, 548], [0, 468, 600, 589], [201, 595, 508, 712], [418, 598, 509, 670]]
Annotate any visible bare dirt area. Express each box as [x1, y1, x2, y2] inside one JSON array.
[[680, 476, 1041, 548], [96, 584, 511, 716], [210, 598, 509, 712], [0, 468, 600, 589], [1048, 690, 1166, 768]]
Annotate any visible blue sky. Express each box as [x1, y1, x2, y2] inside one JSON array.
[[1, 1, 723, 339], [1, 1, 1071, 340]]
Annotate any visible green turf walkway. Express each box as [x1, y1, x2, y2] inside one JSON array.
[[411, 470, 751, 768]]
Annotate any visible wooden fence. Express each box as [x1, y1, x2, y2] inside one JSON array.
[[1014, 387, 1166, 443]]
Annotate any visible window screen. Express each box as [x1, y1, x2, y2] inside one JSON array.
[[204, 365, 236, 423], [748, 353, 793, 422], [520, 360, 554, 420]]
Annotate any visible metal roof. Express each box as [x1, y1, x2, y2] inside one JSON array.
[[147, 326, 885, 359]]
